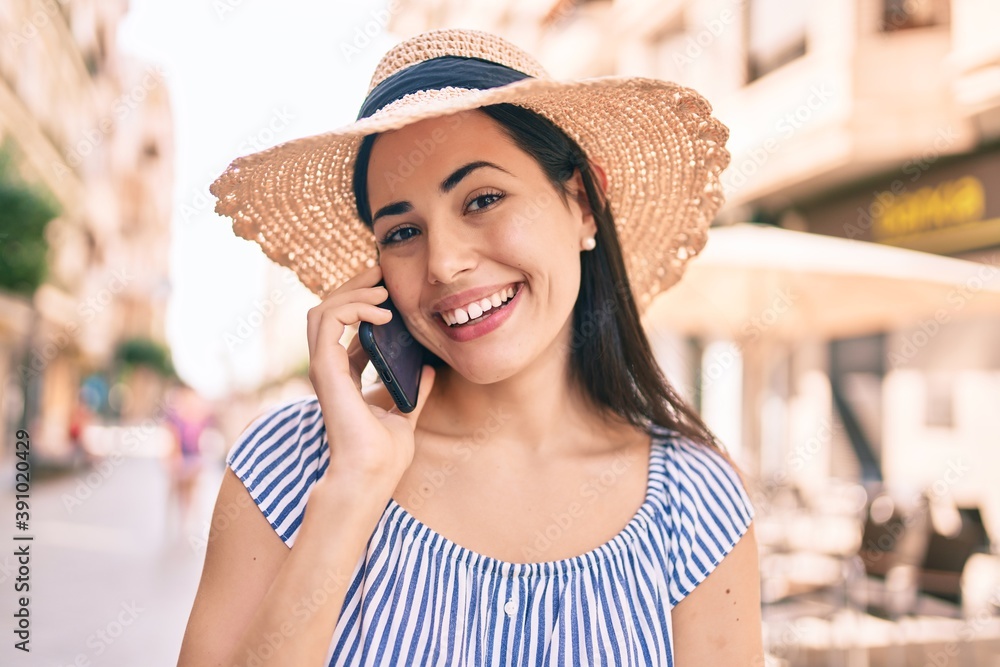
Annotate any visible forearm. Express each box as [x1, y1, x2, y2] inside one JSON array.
[[222, 481, 388, 667]]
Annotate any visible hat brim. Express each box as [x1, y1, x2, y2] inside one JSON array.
[[209, 76, 730, 312]]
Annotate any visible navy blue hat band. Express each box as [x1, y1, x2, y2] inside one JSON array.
[[357, 55, 532, 121]]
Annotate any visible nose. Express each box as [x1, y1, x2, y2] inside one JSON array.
[[425, 219, 478, 285]]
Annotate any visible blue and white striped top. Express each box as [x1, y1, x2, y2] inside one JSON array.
[[227, 395, 755, 666]]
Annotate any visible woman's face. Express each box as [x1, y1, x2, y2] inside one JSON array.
[[366, 110, 596, 384]]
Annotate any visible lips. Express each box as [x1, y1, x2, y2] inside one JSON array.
[[439, 283, 521, 326], [434, 282, 523, 342], [430, 281, 523, 316]]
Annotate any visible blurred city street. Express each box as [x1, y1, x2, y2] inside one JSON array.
[[0, 437, 224, 666], [2, 0, 1000, 665]]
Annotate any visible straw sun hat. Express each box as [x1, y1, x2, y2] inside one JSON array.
[[209, 28, 731, 314]]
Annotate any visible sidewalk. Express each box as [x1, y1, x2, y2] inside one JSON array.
[[0, 445, 224, 666]]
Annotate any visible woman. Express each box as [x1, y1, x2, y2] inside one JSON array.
[[164, 382, 214, 534], [179, 29, 762, 666]]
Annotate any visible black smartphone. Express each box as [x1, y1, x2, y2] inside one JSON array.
[[358, 280, 427, 413]]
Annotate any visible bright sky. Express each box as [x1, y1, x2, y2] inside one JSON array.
[[118, 0, 397, 399]]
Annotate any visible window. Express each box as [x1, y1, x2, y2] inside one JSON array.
[[880, 0, 950, 33], [746, 0, 813, 82]]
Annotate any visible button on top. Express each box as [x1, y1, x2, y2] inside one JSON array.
[[503, 599, 517, 616]]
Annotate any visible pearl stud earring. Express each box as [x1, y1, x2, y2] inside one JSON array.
[[581, 237, 597, 251]]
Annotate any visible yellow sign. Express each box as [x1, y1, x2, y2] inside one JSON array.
[[873, 176, 985, 241]]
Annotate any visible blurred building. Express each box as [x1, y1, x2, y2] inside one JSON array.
[[387, 0, 1000, 530], [0, 0, 173, 462]]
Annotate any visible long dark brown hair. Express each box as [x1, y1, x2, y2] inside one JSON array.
[[353, 104, 723, 452]]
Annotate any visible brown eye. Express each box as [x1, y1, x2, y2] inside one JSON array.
[[466, 191, 504, 213], [381, 226, 419, 246]]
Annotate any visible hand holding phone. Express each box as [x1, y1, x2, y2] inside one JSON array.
[[306, 265, 434, 498], [358, 280, 428, 413]]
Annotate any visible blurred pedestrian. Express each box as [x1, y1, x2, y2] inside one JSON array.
[[163, 382, 214, 534], [67, 387, 95, 468]]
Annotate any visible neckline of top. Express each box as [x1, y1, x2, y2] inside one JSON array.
[[382, 427, 672, 578]]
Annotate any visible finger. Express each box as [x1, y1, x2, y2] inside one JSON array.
[[323, 304, 391, 354], [309, 303, 392, 361], [346, 327, 366, 359], [335, 263, 382, 291], [308, 299, 391, 350], [309, 284, 388, 337], [348, 285, 390, 304], [315, 363, 382, 429], [347, 333, 371, 388], [307, 285, 389, 350]]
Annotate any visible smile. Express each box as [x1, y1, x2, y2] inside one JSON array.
[[440, 283, 521, 326], [435, 283, 523, 342]]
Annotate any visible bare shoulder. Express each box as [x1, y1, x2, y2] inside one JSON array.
[[671, 521, 764, 664], [177, 467, 289, 665]]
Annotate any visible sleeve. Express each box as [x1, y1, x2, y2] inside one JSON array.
[[225, 395, 329, 548], [662, 435, 755, 606]]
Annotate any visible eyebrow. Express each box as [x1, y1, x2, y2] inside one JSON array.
[[371, 201, 412, 224], [441, 160, 508, 193], [371, 161, 510, 225]]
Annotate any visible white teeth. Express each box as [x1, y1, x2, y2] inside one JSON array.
[[442, 284, 519, 326]]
